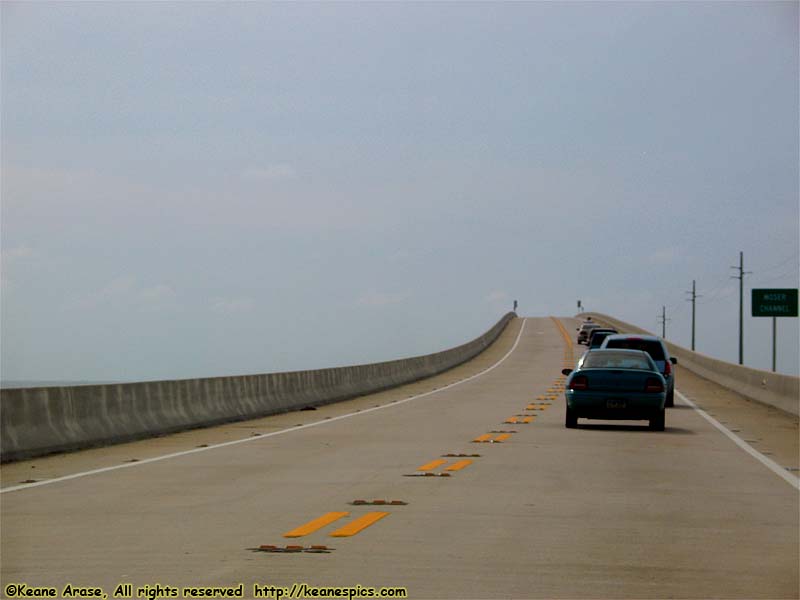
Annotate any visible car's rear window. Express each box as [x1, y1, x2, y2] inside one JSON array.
[[583, 351, 653, 370], [589, 332, 613, 347], [604, 339, 665, 360]]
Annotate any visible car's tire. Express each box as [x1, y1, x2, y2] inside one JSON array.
[[649, 409, 665, 431], [565, 406, 578, 429], [665, 390, 674, 407]]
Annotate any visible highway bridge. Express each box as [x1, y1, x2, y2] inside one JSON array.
[[1, 316, 798, 599]]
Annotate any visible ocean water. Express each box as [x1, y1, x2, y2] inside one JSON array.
[[0, 380, 121, 389]]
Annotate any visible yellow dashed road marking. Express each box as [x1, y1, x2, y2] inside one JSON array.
[[284, 512, 349, 538], [330, 512, 389, 537], [473, 434, 494, 442], [444, 459, 473, 471], [494, 433, 512, 442], [417, 459, 448, 471]]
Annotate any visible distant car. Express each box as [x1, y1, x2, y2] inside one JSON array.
[[576, 322, 602, 345], [562, 349, 666, 430], [600, 334, 677, 407], [587, 328, 618, 349]]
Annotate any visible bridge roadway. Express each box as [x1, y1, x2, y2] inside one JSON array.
[[1, 317, 798, 599]]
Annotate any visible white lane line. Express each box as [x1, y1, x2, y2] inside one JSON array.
[[1, 319, 529, 494], [676, 389, 799, 490]]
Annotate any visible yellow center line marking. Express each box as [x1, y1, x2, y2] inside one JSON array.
[[494, 433, 512, 442], [284, 512, 349, 538], [417, 459, 448, 471], [522, 416, 535, 423], [473, 433, 493, 442], [551, 317, 574, 352], [444, 459, 473, 471], [504, 416, 519, 424], [329, 512, 389, 537]]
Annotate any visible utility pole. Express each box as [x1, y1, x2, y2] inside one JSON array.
[[685, 280, 701, 351], [730, 251, 751, 365], [657, 305, 670, 339]]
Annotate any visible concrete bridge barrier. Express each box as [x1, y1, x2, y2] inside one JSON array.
[[581, 312, 799, 417], [1, 312, 516, 462]]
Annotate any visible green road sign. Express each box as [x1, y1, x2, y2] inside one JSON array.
[[751, 288, 798, 317]]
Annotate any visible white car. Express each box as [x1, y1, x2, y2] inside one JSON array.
[[576, 322, 602, 345]]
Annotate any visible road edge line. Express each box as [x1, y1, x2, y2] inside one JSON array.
[[675, 389, 799, 490]]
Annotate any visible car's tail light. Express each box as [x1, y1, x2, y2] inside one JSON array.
[[569, 375, 588, 390], [663, 361, 671, 377], [645, 377, 664, 393]]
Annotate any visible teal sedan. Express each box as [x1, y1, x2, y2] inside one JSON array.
[[562, 349, 666, 431]]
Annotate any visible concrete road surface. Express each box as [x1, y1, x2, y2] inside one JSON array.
[[2, 317, 798, 599]]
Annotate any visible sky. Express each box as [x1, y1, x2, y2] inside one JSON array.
[[1, 1, 798, 384]]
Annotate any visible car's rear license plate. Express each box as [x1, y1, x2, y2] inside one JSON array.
[[607, 399, 626, 409]]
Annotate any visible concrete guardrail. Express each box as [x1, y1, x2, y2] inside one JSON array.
[[1, 312, 517, 462], [580, 312, 799, 417]]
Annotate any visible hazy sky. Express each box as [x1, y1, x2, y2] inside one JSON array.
[[2, 1, 798, 383]]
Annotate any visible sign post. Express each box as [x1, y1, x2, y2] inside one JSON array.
[[751, 288, 798, 372], [772, 316, 776, 372]]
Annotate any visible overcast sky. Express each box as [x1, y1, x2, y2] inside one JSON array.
[[2, 1, 798, 384]]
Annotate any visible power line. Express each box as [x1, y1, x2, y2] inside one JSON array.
[[697, 270, 740, 304], [697, 285, 738, 305], [750, 267, 800, 286], [755, 253, 799, 276]]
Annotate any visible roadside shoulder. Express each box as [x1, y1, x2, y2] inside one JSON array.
[[677, 367, 798, 472]]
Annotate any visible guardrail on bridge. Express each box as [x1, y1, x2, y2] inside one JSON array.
[[1, 313, 516, 462]]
